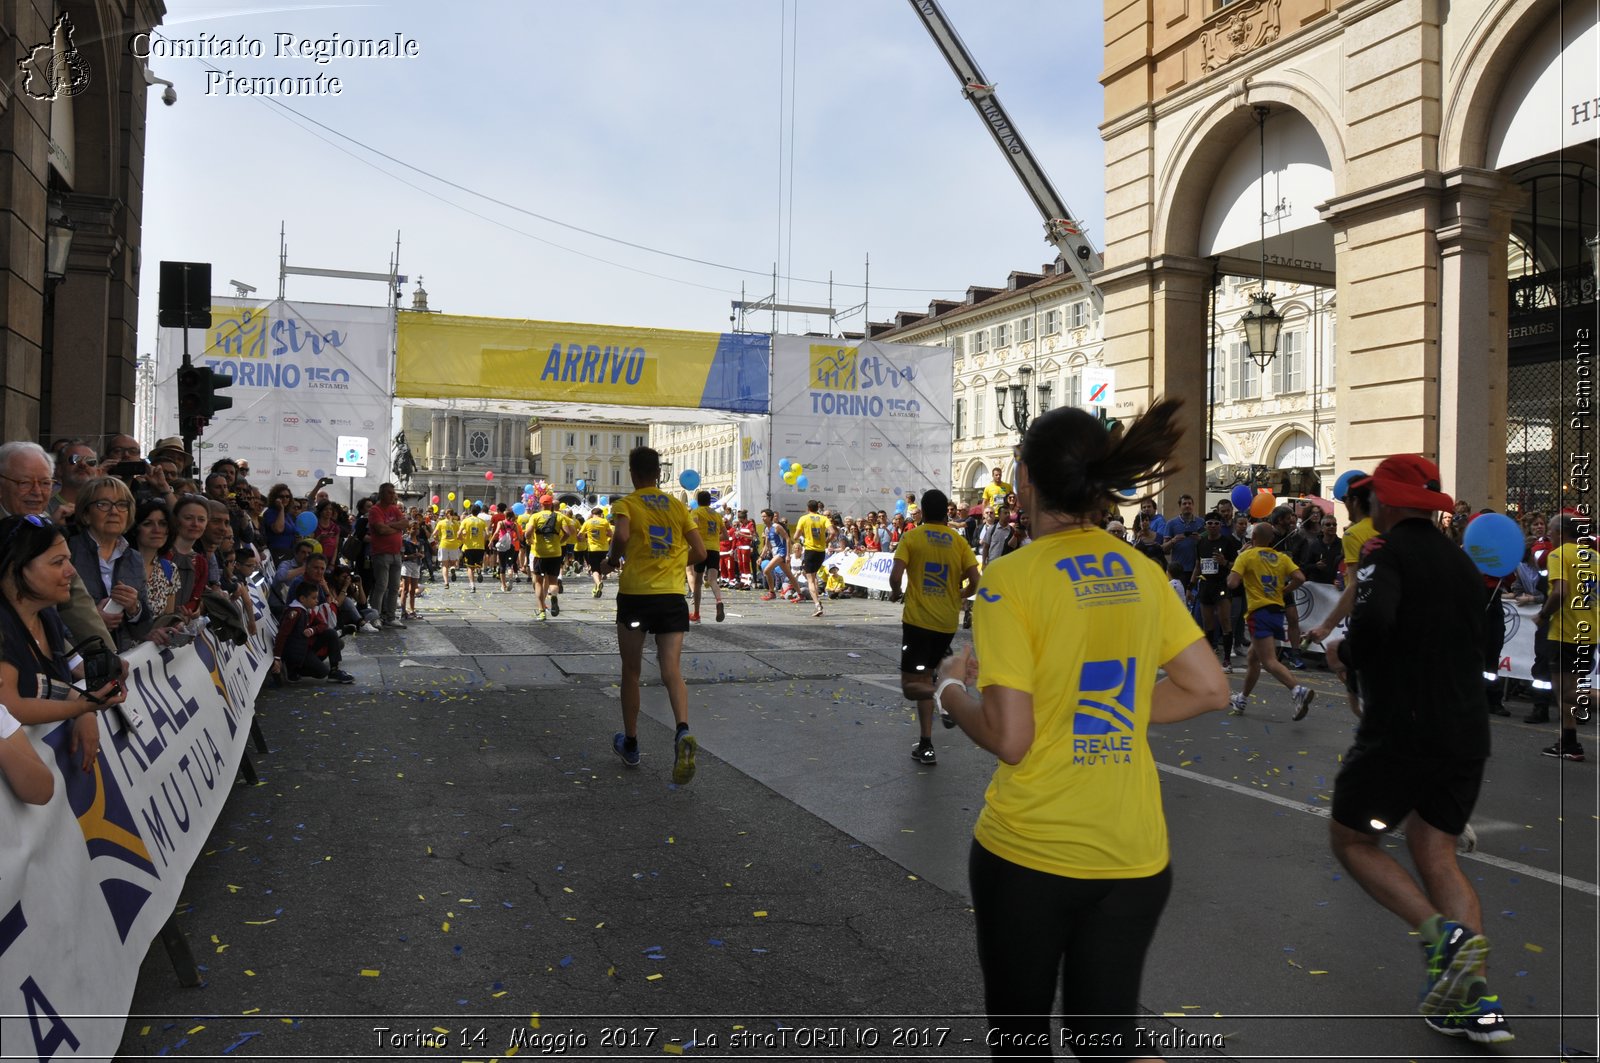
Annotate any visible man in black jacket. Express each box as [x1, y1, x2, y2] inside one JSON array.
[[1328, 455, 1510, 1045]]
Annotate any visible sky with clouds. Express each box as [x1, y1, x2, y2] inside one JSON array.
[[136, 0, 1106, 352]]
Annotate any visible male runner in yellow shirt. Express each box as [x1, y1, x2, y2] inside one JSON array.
[[1227, 522, 1314, 719], [528, 495, 565, 620], [581, 507, 614, 599], [689, 491, 726, 623], [433, 511, 461, 587], [792, 499, 834, 618], [597, 448, 705, 783], [457, 504, 489, 593], [981, 467, 1013, 511]]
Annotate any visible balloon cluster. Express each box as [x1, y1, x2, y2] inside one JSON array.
[[778, 458, 809, 491]]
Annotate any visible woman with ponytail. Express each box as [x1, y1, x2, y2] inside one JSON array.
[[932, 398, 1230, 1059]]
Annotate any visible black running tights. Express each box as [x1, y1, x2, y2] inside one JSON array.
[[969, 840, 1172, 1060]]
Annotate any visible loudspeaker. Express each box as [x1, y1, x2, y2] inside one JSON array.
[[158, 261, 212, 329]]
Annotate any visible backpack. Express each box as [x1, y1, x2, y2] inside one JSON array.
[[494, 523, 516, 552]]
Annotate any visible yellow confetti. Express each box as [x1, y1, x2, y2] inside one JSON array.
[[396, 773, 404, 778], [323, 856, 332, 861], [210, 934, 220, 943], [226, 885, 241, 893], [596, 922, 605, 928], [1180, 760, 1193, 767], [187, 1025, 205, 1035], [216, 944, 229, 953], [140, 1026, 150, 1036], [753, 910, 768, 917], [243, 919, 276, 925], [1525, 942, 1544, 953], [667, 836, 675, 844], [442, 922, 450, 932], [563, 887, 574, 894], [243, 1008, 260, 1015], [418, 894, 426, 901], [492, 991, 508, 998], [425, 848, 432, 856], [360, 969, 381, 977], [607, 967, 616, 977], [907, 875, 919, 881], [1309, 970, 1329, 975], [664, 1045, 684, 1055], [646, 973, 664, 981], [433, 1026, 451, 1035], [244, 970, 255, 977]]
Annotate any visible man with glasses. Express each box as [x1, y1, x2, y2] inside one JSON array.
[[0, 441, 114, 648], [50, 441, 100, 524], [102, 435, 142, 463]]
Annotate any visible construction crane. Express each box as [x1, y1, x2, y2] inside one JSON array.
[[907, 0, 1104, 313]]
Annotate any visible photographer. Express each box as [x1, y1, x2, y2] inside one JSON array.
[[67, 476, 150, 652], [309, 553, 378, 633], [0, 514, 127, 775], [261, 483, 300, 557]]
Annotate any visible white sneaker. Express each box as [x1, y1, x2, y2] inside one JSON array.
[[359, 622, 381, 635], [1228, 692, 1246, 716], [1291, 685, 1315, 721], [1224, 658, 1235, 675], [1456, 823, 1478, 854]]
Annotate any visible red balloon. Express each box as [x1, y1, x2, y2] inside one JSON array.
[[431, 495, 440, 504], [484, 470, 495, 481]]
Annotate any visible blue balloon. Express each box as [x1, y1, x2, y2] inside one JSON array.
[[895, 499, 908, 515], [679, 469, 701, 491], [795, 474, 809, 490], [576, 479, 587, 492], [524, 483, 536, 494], [779, 458, 793, 473], [1463, 512, 1523, 577], [512, 502, 526, 516], [689, 500, 699, 509], [1229, 483, 1254, 512], [599, 495, 609, 506], [1333, 470, 1368, 502], [295, 511, 317, 536]]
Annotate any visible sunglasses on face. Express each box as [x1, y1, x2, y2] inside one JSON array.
[[68, 454, 98, 467]]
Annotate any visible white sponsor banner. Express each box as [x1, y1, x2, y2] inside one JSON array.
[[823, 550, 897, 594], [0, 585, 277, 1061], [768, 337, 952, 523], [155, 298, 395, 497], [734, 417, 767, 517]]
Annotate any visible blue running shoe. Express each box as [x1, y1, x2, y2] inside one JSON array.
[[612, 732, 639, 768], [1419, 922, 1490, 1015], [672, 732, 698, 785], [1423, 994, 1513, 1043]]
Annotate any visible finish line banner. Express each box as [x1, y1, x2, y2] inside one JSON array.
[[396, 314, 771, 415], [0, 589, 276, 1061]]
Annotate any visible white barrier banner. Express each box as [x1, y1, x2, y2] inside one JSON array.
[[769, 337, 952, 523], [823, 550, 898, 594], [155, 298, 396, 497], [0, 586, 277, 1061]]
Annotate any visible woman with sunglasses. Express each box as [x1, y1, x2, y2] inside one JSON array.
[[66, 476, 150, 652], [262, 483, 298, 558], [0, 514, 127, 775]]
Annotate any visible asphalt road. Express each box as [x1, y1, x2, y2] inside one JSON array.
[[118, 575, 1599, 1061]]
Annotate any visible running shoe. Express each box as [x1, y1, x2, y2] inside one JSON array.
[[1228, 692, 1246, 716], [328, 668, 356, 684], [1286, 651, 1307, 669], [1456, 823, 1478, 854], [1423, 993, 1513, 1043], [1224, 658, 1235, 675], [689, 612, 700, 623], [715, 601, 725, 623], [1540, 742, 1585, 761], [536, 609, 547, 621], [1419, 921, 1490, 1015], [358, 622, 382, 635], [672, 732, 698, 784], [761, 592, 776, 601], [1291, 685, 1315, 721], [911, 740, 937, 765], [549, 594, 560, 617], [613, 732, 640, 768], [592, 586, 602, 599], [813, 606, 824, 618]]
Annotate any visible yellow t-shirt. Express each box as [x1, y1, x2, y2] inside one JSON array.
[[1233, 546, 1299, 614], [982, 481, 1013, 508], [613, 488, 695, 595], [458, 515, 487, 551], [516, 512, 536, 543], [1547, 541, 1599, 646], [794, 512, 831, 552], [582, 515, 613, 553], [893, 523, 978, 634], [972, 526, 1202, 878], [693, 507, 725, 551], [433, 518, 460, 549], [1342, 517, 1377, 568], [560, 513, 582, 546], [529, 509, 565, 559]]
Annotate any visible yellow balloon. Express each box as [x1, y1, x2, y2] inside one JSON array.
[[430, 504, 438, 512], [447, 492, 457, 501]]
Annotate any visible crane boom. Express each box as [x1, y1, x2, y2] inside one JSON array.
[[907, 0, 1103, 311]]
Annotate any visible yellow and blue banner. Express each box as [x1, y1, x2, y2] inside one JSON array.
[[397, 314, 770, 414]]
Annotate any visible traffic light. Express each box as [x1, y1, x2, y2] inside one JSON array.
[[176, 365, 234, 436], [1095, 407, 1122, 433]]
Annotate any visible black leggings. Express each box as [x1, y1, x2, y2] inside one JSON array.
[[969, 840, 1172, 1060]]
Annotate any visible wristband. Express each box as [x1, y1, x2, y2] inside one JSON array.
[[933, 677, 965, 717]]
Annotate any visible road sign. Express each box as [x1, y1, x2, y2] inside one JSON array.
[[336, 435, 369, 478], [1084, 366, 1115, 408]]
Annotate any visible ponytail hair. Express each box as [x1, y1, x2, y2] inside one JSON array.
[[1019, 398, 1185, 518]]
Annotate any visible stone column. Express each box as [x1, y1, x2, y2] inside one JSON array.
[[1437, 168, 1518, 511], [1099, 253, 1214, 507], [430, 412, 446, 470]]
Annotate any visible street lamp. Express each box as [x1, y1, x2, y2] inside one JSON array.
[[996, 362, 1034, 434], [45, 213, 75, 287], [1240, 106, 1282, 372]]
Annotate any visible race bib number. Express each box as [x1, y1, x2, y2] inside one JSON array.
[[1201, 557, 1218, 576]]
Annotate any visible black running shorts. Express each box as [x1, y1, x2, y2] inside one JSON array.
[[802, 549, 826, 574], [461, 548, 485, 568], [1331, 744, 1484, 837], [901, 622, 955, 676], [694, 550, 720, 575], [534, 556, 562, 578], [616, 593, 690, 635]]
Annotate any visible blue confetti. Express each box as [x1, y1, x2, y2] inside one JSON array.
[[559, 955, 573, 967]]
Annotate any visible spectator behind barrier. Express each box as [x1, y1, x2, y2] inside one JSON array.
[[127, 496, 179, 621], [50, 440, 100, 527], [67, 476, 151, 652], [0, 441, 115, 649], [168, 494, 212, 616], [0, 514, 127, 776]]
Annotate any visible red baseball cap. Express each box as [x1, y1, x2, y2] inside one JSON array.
[[1352, 455, 1453, 512], [540, 494, 555, 505]]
